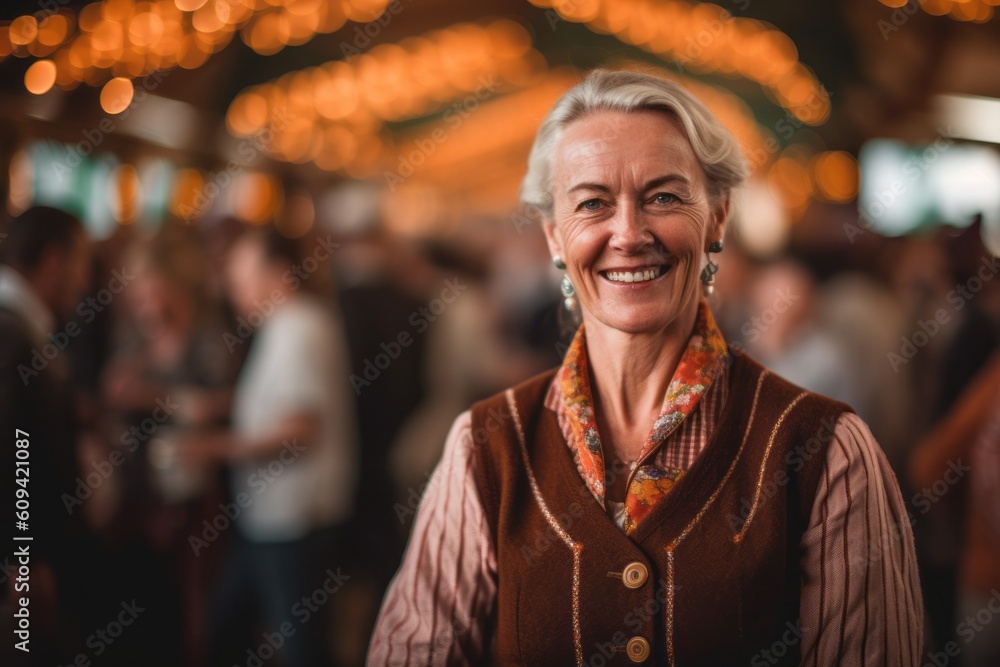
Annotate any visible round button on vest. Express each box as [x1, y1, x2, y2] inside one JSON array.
[[626, 636, 650, 662], [622, 562, 648, 589]]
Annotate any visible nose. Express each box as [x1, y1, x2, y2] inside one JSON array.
[[608, 203, 653, 254]]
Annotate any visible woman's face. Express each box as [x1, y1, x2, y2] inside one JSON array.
[[544, 109, 729, 336]]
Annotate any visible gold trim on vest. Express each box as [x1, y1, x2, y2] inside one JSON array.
[[733, 392, 808, 544], [665, 370, 767, 666], [505, 388, 584, 667]]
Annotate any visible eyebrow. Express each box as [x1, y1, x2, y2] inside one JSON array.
[[566, 174, 692, 196], [566, 182, 611, 196], [643, 174, 691, 191]]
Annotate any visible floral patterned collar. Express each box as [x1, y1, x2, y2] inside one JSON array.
[[557, 299, 729, 533]]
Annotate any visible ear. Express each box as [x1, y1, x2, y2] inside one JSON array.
[[542, 218, 564, 264], [706, 192, 731, 250]]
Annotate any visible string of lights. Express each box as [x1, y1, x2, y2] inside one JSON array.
[[879, 0, 998, 23], [2, 0, 395, 113]]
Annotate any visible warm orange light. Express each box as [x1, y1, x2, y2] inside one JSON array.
[[951, 2, 979, 20], [129, 12, 165, 47], [37, 14, 70, 47], [488, 19, 532, 58], [286, 0, 326, 17], [225, 17, 548, 173], [100, 76, 134, 114], [244, 13, 283, 55], [316, 2, 347, 33], [169, 168, 206, 219], [923, 0, 954, 15], [24, 60, 58, 95], [233, 172, 281, 225], [91, 20, 124, 53], [343, 0, 390, 23], [192, 3, 225, 33], [243, 91, 270, 129], [54, 51, 79, 86], [0, 27, 12, 58], [78, 3, 104, 32], [534, 0, 831, 125], [314, 76, 359, 120], [178, 37, 211, 68], [9, 16, 39, 46], [556, 0, 601, 23], [906, 0, 1000, 21], [812, 151, 859, 203], [110, 164, 142, 224], [175, 0, 210, 11], [272, 116, 317, 163], [102, 0, 136, 24], [314, 125, 359, 171], [7, 150, 33, 217], [1, 0, 389, 117], [768, 157, 813, 210]]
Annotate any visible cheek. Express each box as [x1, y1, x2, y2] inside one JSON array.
[[558, 220, 607, 264], [658, 212, 709, 253]]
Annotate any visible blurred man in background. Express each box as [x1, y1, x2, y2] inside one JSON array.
[[180, 228, 357, 667], [0, 206, 91, 664]]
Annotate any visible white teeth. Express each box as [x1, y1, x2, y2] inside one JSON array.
[[604, 266, 663, 283]]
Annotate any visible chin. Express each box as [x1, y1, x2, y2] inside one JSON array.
[[587, 306, 676, 335]]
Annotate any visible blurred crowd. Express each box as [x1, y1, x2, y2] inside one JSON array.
[[1, 203, 999, 666]]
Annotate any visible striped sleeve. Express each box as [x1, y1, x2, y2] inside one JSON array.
[[367, 410, 497, 666], [799, 412, 924, 666]]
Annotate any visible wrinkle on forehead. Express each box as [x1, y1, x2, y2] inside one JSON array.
[[552, 110, 706, 198]]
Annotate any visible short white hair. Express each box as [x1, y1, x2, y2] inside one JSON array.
[[520, 69, 750, 215]]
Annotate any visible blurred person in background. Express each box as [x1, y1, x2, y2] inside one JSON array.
[[487, 223, 568, 370], [818, 272, 911, 468], [388, 240, 548, 508], [0, 206, 91, 664], [910, 352, 1000, 667], [102, 227, 234, 507], [741, 259, 868, 411], [180, 228, 358, 667], [932, 220, 1000, 417], [369, 69, 923, 665], [889, 233, 997, 654], [889, 237, 959, 433], [201, 216, 252, 309], [705, 239, 755, 345], [336, 225, 432, 660], [100, 225, 235, 661], [494, 222, 574, 369]]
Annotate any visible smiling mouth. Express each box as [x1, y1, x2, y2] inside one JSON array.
[[600, 265, 670, 284]]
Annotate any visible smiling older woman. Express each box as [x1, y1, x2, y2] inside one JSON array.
[[368, 70, 923, 666]]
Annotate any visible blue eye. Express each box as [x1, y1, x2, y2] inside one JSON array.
[[580, 199, 602, 211], [653, 193, 678, 205]]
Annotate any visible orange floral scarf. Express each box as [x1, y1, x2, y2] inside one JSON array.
[[558, 299, 729, 533]]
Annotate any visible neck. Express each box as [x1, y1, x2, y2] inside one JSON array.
[[583, 299, 699, 432]]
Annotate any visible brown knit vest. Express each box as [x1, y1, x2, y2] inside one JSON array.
[[470, 349, 852, 666]]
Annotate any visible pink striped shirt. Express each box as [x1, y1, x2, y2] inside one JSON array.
[[368, 373, 923, 665]]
